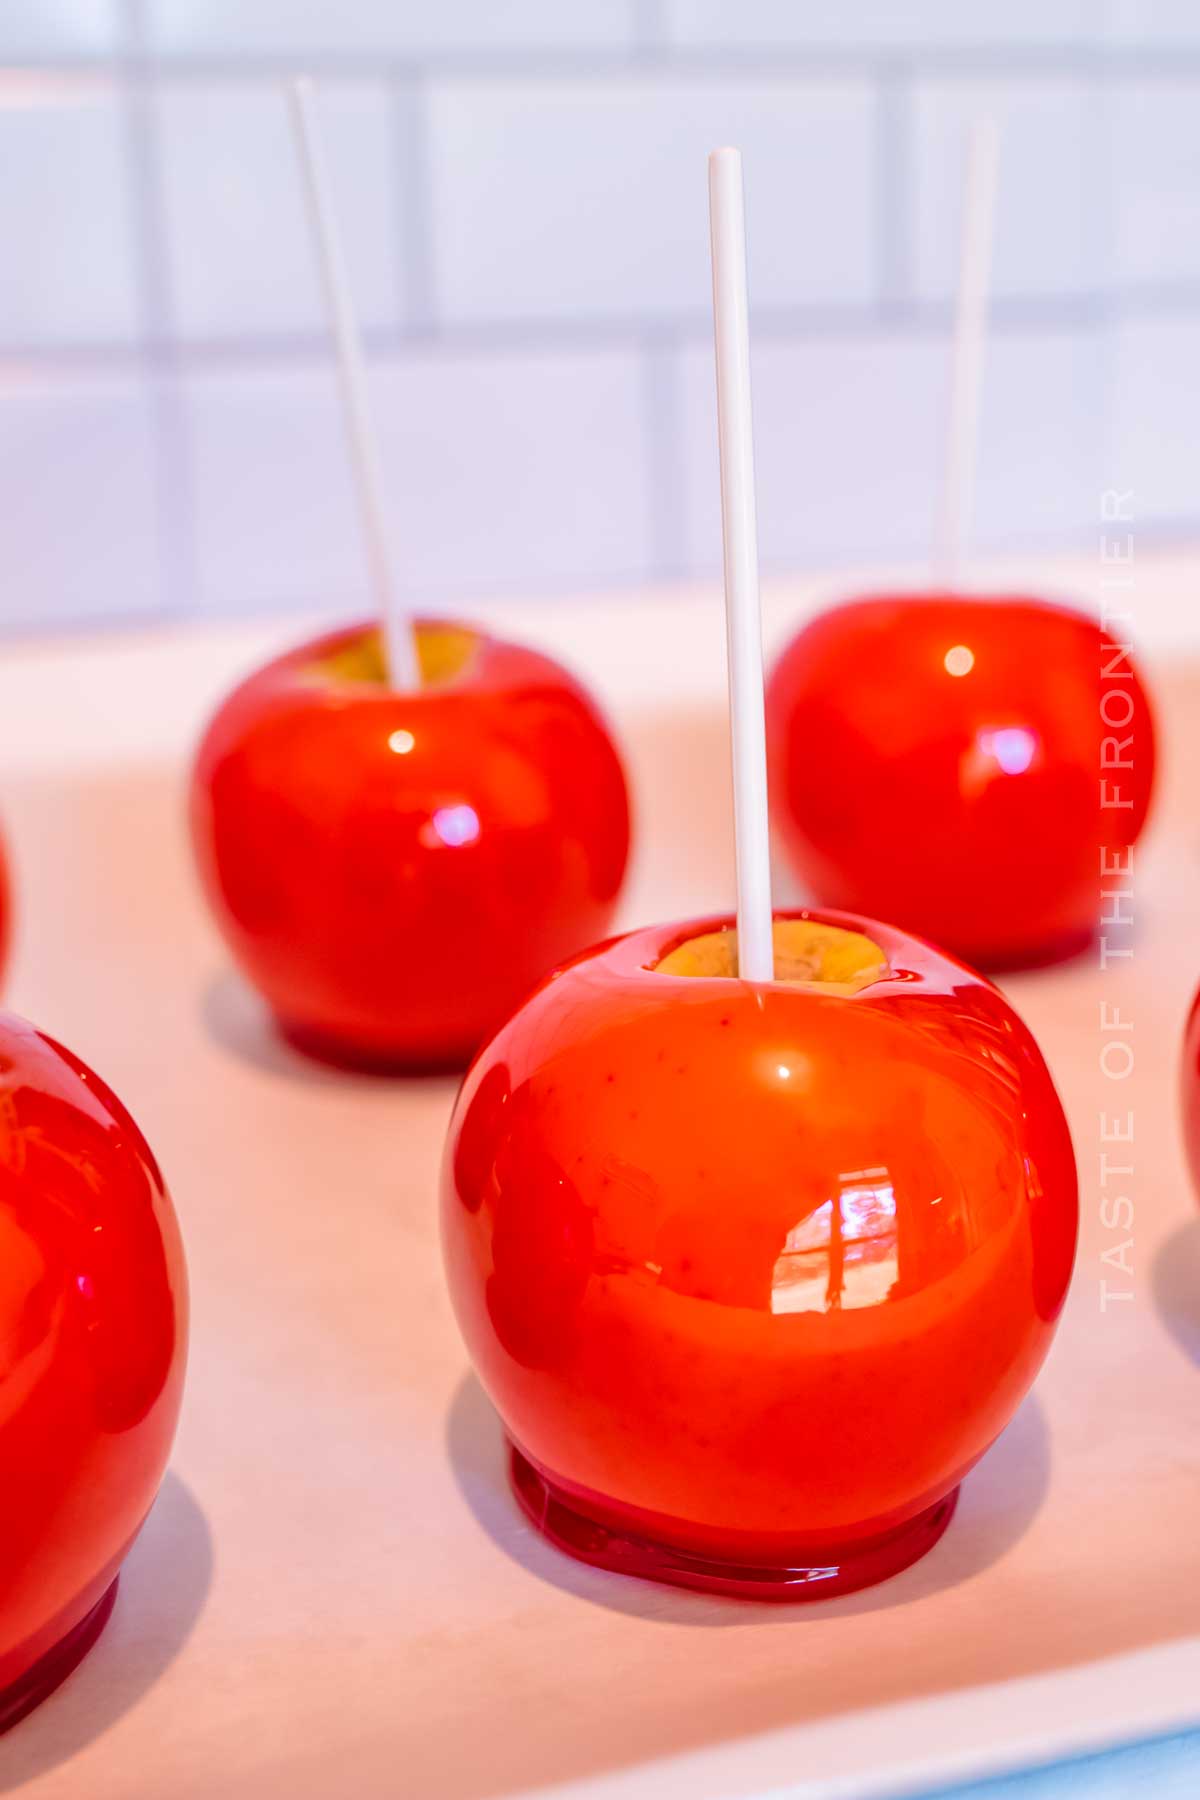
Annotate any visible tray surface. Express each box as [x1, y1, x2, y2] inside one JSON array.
[[1, 571, 1198, 1799]]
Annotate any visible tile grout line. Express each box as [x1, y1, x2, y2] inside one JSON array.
[[15, 46, 1200, 80], [0, 284, 1184, 380]]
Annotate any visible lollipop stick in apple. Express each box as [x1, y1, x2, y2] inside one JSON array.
[[288, 77, 419, 690], [935, 116, 998, 592], [193, 85, 632, 1072], [441, 148, 1080, 1605], [708, 145, 774, 981], [762, 117, 1154, 970]]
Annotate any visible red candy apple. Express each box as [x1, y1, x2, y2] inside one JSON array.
[[0, 1013, 187, 1729], [442, 910, 1078, 1600], [191, 620, 631, 1071], [766, 594, 1156, 970]]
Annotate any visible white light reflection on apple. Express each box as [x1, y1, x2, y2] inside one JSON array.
[[979, 725, 1037, 775], [387, 728, 415, 756], [960, 723, 1039, 798], [944, 644, 975, 677], [770, 1168, 898, 1313], [430, 804, 481, 848]]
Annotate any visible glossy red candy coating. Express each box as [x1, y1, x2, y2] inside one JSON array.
[[1182, 987, 1200, 1199], [0, 1014, 187, 1722], [442, 910, 1078, 1598], [191, 621, 631, 1072], [766, 594, 1156, 970]]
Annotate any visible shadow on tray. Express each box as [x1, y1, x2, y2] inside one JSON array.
[[0, 1473, 213, 1789], [1153, 1215, 1200, 1364]]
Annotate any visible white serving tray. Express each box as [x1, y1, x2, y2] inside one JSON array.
[[2, 562, 1199, 1799]]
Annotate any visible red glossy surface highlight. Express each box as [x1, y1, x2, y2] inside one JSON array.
[[442, 911, 1079, 1596], [1182, 987, 1200, 1200], [191, 620, 631, 1072], [0, 1015, 187, 1720], [766, 594, 1156, 969]]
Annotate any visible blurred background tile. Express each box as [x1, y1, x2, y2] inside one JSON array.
[[972, 325, 1105, 550], [0, 3, 1197, 634], [674, 329, 947, 575], [153, 80, 405, 340], [662, 1, 1091, 51], [0, 368, 162, 628], [0, 1, 120, 56], [180, 361, 358, 616], [909, 79, 1101, 303], [1110, 79, 1200, 292], [181, 345, 652, 616], [1104, 1, 1200, 45], [1109, 315, 1200, 525], [427, 77, 876, 324], [145, 1, 637, 56], [369, 346, 653, 596], [0, 83, 140, 346]]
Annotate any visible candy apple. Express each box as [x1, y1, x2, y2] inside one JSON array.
[[0, 1013, 187, 1730], [191, 620, 631, 1072], [766, 594, 1156, 970], [442, 911, 1077, 1600]]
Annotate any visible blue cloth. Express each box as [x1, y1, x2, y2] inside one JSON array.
[[913, 1730, 1200, 1798]]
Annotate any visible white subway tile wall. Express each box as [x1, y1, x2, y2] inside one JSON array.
[[0, 369, 163, 624], [972, 326, 1107, 549], [182, 346, 652, 614], [154, 81, 406, 338], [426, 78, 877, 322], [144, 2, 639, 57], [0, 85, 142, 346], [0, 0, 1196, 633], [662, 3, 1093, 51], [1, 3, 121, 57], [1110, 315, 1200, 523], [1110, 79, 1200, 291], [674, 331, 948, 572], [909, 79, 1103, 303]]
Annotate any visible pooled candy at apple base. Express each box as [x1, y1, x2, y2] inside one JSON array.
[[0, 1011, 187, 1730], [190, 619, 631, 1071], [442, 913, 1078, 1599], [766, 592, 1156, 971]]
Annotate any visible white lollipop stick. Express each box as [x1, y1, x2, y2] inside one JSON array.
[[288, 78, 419, 690], [934, 117, 998, 592], [708, 147, 774, 983]]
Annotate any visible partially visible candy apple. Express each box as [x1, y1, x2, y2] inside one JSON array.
[[191, 620, 631, 1071], [766, 593, 1156, 970], [0, 1012, 187, 1730]]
